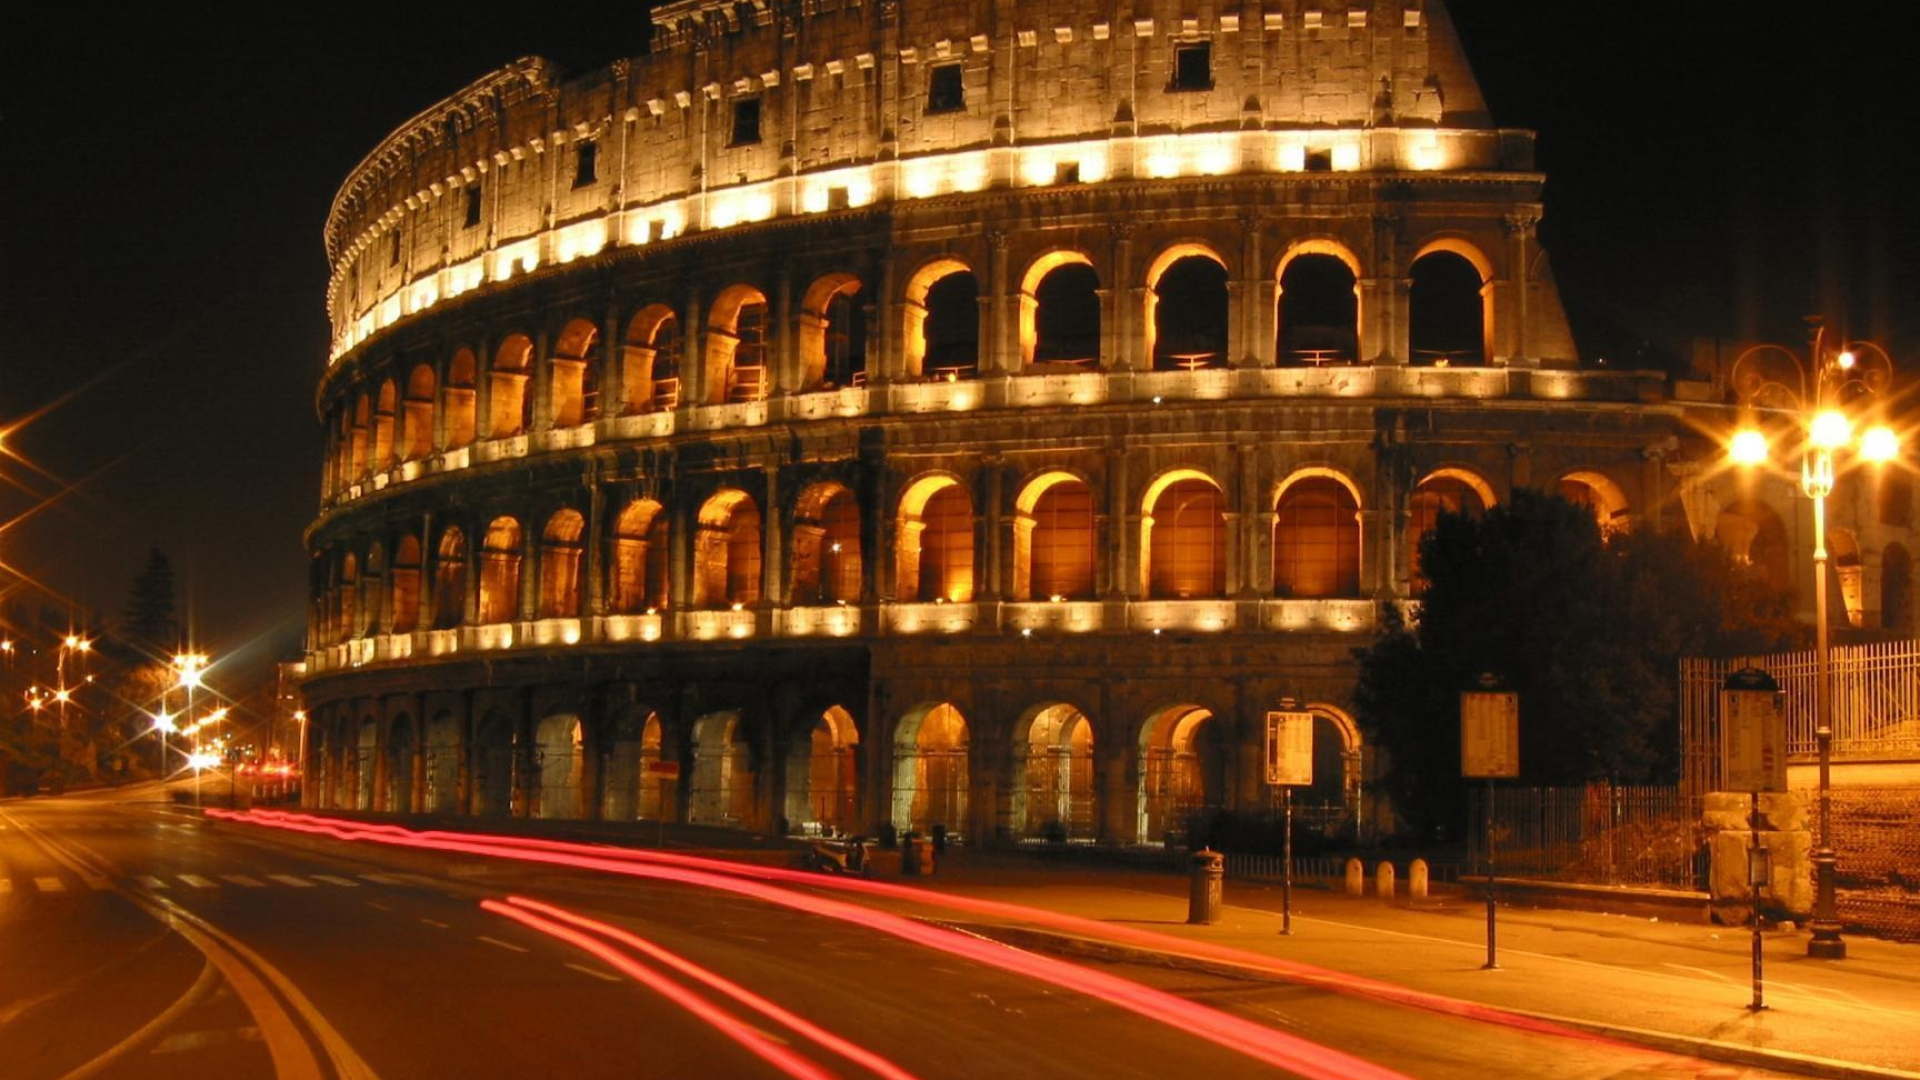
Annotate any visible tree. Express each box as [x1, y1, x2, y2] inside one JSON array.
[[1353, 490, 1804, 840], [122, 548, 179, 654]]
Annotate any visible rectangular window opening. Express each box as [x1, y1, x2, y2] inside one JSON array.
[[1171, 42, 1213, 92], [1054, 162, 1082, 185], [927, 64, 965, 113], [389, 229, 402, 266], [573, 141, 599, 188], [730, 98, 763, 146], [464, 185, 482, 228]]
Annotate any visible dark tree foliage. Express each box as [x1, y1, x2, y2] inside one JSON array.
[[122, 548, 179, 654], [1354, 490, 1805, 840]]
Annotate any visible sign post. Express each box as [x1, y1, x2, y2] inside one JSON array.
[[1265, 707, 1314, 935], [1461, 676, 1519, 970], [1722, 667, 1784, 1012]]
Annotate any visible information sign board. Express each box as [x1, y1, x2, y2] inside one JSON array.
[[1721, 687, 1787, 793], [1460, 691, 1520, 778], [1265, 710, 1315, 786]]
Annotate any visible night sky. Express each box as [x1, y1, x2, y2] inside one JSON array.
[[2, 2, 1913, 689]]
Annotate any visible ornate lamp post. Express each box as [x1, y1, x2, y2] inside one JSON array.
[[1727, 317, 1900, 960]]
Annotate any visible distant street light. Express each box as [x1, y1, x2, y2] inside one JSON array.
[[1726, 317, 1900, 961]]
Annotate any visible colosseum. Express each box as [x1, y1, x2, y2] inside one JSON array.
[[303, 0, 1897, 842]]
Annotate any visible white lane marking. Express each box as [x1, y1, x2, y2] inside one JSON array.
[[84, 876, 113, 891], [267, 875, 314, 888], [139, 875, 168, 889], [564, 962, 623, 983], [313, 875, 359, 887], [477, 936, 529, 953], [221, 875, 267, 888], [1661, 963, 1734, 983], [358, 874, 399, 885], [178, 874, 217, 889], [364, 901, 391, 912], [35, 876, 66, 893], [419, 918, 451, 930]]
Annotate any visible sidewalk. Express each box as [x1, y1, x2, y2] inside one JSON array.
[[893, 850, 1920, 1080]]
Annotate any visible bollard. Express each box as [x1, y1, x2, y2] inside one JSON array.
[[1376, 861, 1397, 900], [1409, 859, 1429, 900], [1188, 848, 1225, 924], [1344, 857, 1365, 897]]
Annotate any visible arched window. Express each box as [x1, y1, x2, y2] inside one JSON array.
[[1883, 543, 1913, 633], [349, 394, 371, 477], [1278, 253, 1359, 365], [401, 365, 435, 461], [478, 517, 522, 624], [489, 335, 534, 436], [445, 349, 478, 448], [538, 509, 586, 618], [1151, 254, 1228, 370], [1018, 474, 1097, 600], [1560, 471, 1629, 533], [371, 379, 397, 470], [1716, 501, 1789, 594], [548, 318, 601, 427], [623, 305, 681, 413], [360, 543, 386, 637], [1019, 703, 1095, 839], [433, 526, 466, 629], [693, 491, 762, 607], [611, 499, 669, 613], [792, 484, 863, 604], [390, 534, 423, 634], [1407, 473, 1490, 594], [896, 476, 975, 602], [785, 706, 859, 833], [891, 702, 969, 834], [923, 273, 980, 377], [1830, 528, 1864, 629], [337, 553, 359, 644], [706, 286, 771, 405], [1274, 476, 1361, 598], [1145, 476, 1226, 598], [1409, 250, 1487, 365], [800, 275, 867, 389], [1138, 705, 1226, 844], [1022, 255, 1100, 366]]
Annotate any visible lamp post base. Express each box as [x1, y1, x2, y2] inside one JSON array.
[[1808, 848, 1846, 959]]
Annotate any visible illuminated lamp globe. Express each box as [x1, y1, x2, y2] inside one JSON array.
[[1860, 425, 1900, 463], [1810, 410, 1853, 451], [1728, 429, 1770, 466]]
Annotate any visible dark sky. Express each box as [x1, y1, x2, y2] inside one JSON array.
[[2, 2, 1913, 688]]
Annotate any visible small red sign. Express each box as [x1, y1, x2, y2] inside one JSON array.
[[645, 760, 682, 779]]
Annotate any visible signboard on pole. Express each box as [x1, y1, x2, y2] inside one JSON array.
[[1460, 690, 1520, 779], [1265, 710, 1314, 786], [1722, 681, 1786, 793]]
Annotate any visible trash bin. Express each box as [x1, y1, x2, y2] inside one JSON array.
[[1189, 848, 1224, 924], [902, 835, 936, 875]]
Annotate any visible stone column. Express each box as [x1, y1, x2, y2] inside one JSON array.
[[774, 267, 797, 394], [1503, 211, 1540, 365], [602, 296, 627, 417], [530, 327, 554, 433], [762, 462, 785, 612], [986, 228, 1012, 374], [982, 460, 1005, 599], [1108, 223, 1137, 370], [1233, 215, 1262, 368], [1105, 446, 1130, 598], [585, 472, 607, 620]]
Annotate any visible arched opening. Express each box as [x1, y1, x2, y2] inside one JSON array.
[[548, 317, 601, 427], [355, 717, 378, 810], [1559, 471, 1630, 534], [1409, 248, 1487, 366], [1283, 710, 1363, 833], [707, 285, 771, 405], [1884, 543, 1914, 633], [610, 499, 670, 613], [1144, 473, 1226, 598], [489, 334, 534, 436], [1407, 471, 1492, 595], [537, 509, 586, 618], [336, 553, 359, 644], [390, 534, 423, 634], [1274, 474, 1362, 598], [688, 712, 752, 825], [891, 703, 969, 835], [1278, 252, 1359, 365], [433, 526, 467, 630], [371, 379, 397, 471], [791, 483, 863, 604], [623, 305, 681, 412], [445, 348, 478, 448], [534, 713, 585, 819], [386, 715, 415, 813], [1137, 705, 1228, 844], [1149, 253, 1229, 370], [349, 394, 371, 477], [1021, 254, 1100, 367], [785, 706, 858, 833], [423, 711, 460, 814], [636, 713, 668, 820], [359, 543, 386, 638], [1015, 704, 1095, 840], [895, 475, 975, 602], [470, 710, 515, 817], [402, 364, 436, 460], [923, 273, 980, 379], [478, 517, 523, 624], [1715, 501, 1790, 595], [693, 490, 762, 607], [800, 274, 868, 389], [1015, 472, 1097, 600], [1830, 528, 1864, 629]]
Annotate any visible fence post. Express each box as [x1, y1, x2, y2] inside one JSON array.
[[1375, 861, 1396, 900], [1409, 858, 1429, 899], [1344, 857, 1364, 897]]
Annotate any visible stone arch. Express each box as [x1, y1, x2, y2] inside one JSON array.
[[471, 708, 516, 817], [891, 702, 969, 835], [359, 541, 387, 638], [1276, 239, 1363, 366], [1136, 703, 1230, 844], [1829, 527, 1864, 629], [687, 710, 752, 825], [1558, 470, 1631, 532], [1273, 468, 1365, 598], [371, 378, 398, 471], [1141, 468, 1227, 599], [903, 258, 978, 378], [336, 552, 360, 644], [349, 392, 371, 477], [1013, 469, 1098, 600], [1295, 701, 1365, 825], [386, 712, 416, 813], [537, 509, 586, 618], [623, 303, 681, 412], [895, 472, 975, 602], [548, 316, 601, 428], [401, 364, 436, 461], [1408, 468, 1495, 594], [799, 272, 867, 389], [1011, 702, 1096, 840], [610, 499, 669, 613], [1145, 243, 1229, 370], [791, 482, 862, 604], [355, 714, 379, 810], [1019, 250, 1100, 366], [1410, 238, 1494, 366], [1715, 500, 1790, 594], [489, 333, 534, 436], [784, 705, 859, 833], [433, 525, 467, 630], [693, 489, 762, 608], [706, 284, 771, 404], [533, 711, 585, 819], [478, 516, 523, 625], [390, 534, 423, 634], [445, 347, 478, 448], [1883, 543, 1913, 633], [423, 709, 461, 814]]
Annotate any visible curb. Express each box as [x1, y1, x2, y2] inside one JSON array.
[[955, 923, 1920, 1080]]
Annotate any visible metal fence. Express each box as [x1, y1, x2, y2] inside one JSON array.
[[1466, 783, 1699, 890], [1826, 787, 1920, 943]]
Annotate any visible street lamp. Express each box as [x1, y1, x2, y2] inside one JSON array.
[[1726, 317, 1899, 961]]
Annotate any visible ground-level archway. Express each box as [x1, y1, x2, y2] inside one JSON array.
[[1137, 704, 1229, 844], [534, 713, 584, 819], [891, 702, 969, 836], [784, 706, 858, 833], [688, 711, 752, 825], [1013, 703, 1095, 840]]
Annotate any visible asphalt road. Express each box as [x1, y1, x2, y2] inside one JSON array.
[[1, 788, 1802, 1080]]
